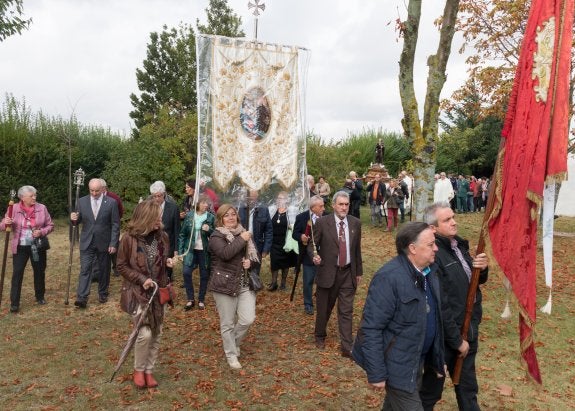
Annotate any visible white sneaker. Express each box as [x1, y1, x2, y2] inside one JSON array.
[[227, 356, 242, 369]]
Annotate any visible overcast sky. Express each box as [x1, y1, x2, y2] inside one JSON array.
[[0, 0, 468, 141]]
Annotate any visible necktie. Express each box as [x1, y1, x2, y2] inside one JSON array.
[[338, 220, 347, 267], [92, 198, 99, 219], [451, 238, 472, 281]]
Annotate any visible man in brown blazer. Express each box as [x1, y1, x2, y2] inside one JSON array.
[[309, 190, 363, 357]]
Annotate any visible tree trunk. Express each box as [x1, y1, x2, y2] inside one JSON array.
[[399, 0, 460, 219]]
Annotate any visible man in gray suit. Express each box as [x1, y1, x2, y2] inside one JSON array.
[[71, 178, 120, 308], [309, 190, 363, 357]]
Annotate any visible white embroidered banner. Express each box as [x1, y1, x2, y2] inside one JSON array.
[[196, 34, 309, 208]]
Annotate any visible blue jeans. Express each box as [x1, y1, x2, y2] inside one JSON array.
[[302, 264, 316, 309], [457, 196, 467, 212], [183, 250, 210, 302]]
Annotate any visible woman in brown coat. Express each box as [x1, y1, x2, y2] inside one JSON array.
[[208, 204, 260, 370], [117, 200, 174, 389]]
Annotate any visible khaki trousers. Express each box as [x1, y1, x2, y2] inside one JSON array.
[[133, 304, 163, 372], [212, 287, 256, 359]]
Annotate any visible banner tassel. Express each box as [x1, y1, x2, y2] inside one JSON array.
[[540, 289, 552, 314]]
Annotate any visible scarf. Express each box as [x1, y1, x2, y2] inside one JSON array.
[[216, 224, 260, 263], [140, 230, 165, 336]]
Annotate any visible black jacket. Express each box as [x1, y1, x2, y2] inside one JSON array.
[[238, 205, 273, 255], [434, 234, 488, 350]]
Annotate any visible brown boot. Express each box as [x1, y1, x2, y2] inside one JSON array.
[[133, 370, 146, 389], [144, 372, 158, 388]]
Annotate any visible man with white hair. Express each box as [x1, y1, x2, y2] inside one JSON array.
[[349, 171, 363, 219], [71, 178, 120, 308], [150, 181, 180, 281]]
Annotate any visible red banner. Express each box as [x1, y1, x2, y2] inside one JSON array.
[[488, 0, 573, 384]]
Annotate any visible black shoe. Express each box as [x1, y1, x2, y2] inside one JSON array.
[[9, 305, 19, 313], [184, 301, 195, 311], [267, 283, 278, 292], [99, 296, 108, 304], [113, 269, 120, 277], [74, 300, 87, 309], [279, 284, 286, 291], [37, 299, 47, 305], [304, 306, 314, 315], [341, 349, 353, 359], [315, 337, 326, 350]]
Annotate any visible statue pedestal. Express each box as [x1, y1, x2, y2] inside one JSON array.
[[365, 164, 390, 184]]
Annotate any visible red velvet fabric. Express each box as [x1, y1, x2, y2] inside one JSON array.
[[489, 0, 573, 384]]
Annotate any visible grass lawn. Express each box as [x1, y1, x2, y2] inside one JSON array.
[[0, 209, 573, 410]]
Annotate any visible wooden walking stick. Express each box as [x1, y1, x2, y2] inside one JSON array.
[[65, 168, 85, 305], [0, 190, 16, 307]]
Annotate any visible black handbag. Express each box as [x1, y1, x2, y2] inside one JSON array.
[[33, 236, 50, 250], [247, 268, 263, 292]]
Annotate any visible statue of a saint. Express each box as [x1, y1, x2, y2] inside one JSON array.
[[375, 139, 384, 165]]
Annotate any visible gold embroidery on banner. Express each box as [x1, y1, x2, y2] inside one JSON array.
[[210, 38, 299, 191], [532, 17, 555, 103]]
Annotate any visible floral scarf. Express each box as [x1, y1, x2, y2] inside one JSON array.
[[216, 224, 260, 263]]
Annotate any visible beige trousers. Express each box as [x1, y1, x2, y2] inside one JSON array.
[[133, 304, 163, 372], [212, 287, 256, 359]]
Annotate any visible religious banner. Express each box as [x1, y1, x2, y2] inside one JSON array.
[[196, 34, 310, 211], [486, 0, 573, 383]]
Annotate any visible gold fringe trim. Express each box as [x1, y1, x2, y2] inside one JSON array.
[[486, 147, 506, 222], [526, 190, 542, 221], [545, 171, 567, 185]]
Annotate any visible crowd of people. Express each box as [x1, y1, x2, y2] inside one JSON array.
[[1, 171, 490, 409], [433, 172, 490, 214]]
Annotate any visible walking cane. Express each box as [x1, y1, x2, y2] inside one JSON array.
[[65, 168, 85, 305], [0, 190, 16, 307]]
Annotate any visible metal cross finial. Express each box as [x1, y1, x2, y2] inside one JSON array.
[[248, 0, 265, 40], [248, 0, 265, 16]]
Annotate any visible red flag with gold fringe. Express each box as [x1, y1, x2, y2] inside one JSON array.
[[487, 0, 573, 384]]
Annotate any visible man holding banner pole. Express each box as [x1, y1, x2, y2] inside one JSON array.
[[420, 202, 488, 411], [292, 195, 325, 315]]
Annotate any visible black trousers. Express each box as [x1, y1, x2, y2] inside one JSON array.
[[420, 340, 480, 411], [11, 245, 47, 307]]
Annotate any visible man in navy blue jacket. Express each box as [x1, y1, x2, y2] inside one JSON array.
[[292, 195, 326, 315], [238, 189, 272, 273], [353, 222, 445, 410]]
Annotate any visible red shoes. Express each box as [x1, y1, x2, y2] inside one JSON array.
[[133, 370, 159, 388], [144, 373, 158, 388], [133, 371, 146, 389]]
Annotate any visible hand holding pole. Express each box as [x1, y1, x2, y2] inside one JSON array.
[[65, 168, 85, 305], [0, 190, 16, 307]]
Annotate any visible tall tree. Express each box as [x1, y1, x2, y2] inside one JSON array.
[[129, 0, 244, 135], [129, 23, 197, 133], [398, 0, 461, 218], [196, 0, 244, 36], [454, 0, 574, 153], [0, 0, 31, 42]]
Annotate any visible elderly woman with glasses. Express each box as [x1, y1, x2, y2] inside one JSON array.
[[0, 186, 54, 313]]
